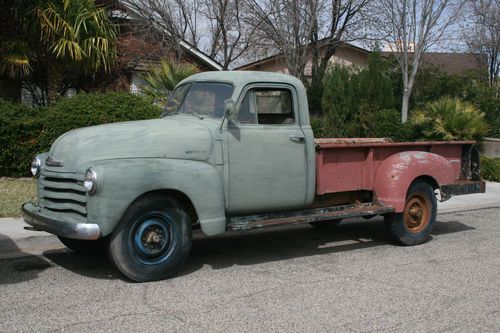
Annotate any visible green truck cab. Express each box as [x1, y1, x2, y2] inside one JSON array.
[[23, 71, 485, 281]]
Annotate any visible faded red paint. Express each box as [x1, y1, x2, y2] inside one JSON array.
[[315, 140, 471, 212]]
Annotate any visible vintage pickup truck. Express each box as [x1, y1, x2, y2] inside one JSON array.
[[23, 71, 485, 282]]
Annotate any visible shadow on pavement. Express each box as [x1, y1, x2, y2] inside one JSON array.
[[0, 233, 52, 285], [3, 218, 475, 282]]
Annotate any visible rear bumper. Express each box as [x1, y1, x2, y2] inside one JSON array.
[[440, 180, 486, 201], [22, 202, 100, 240]]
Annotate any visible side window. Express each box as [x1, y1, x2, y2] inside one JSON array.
[[236, 88, 295, 125], [256, 89, 294, 125]]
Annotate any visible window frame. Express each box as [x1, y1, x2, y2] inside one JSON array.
[[233, 83, 299, 127]]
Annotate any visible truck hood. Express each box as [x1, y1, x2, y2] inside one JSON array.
[[48, 117, 213, 170]]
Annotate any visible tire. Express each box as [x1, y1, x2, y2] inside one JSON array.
[[384, 181, 437, 246], [58, 236, 105, 253], [107, 195, 192, 282], [309, 219, 342, 228]]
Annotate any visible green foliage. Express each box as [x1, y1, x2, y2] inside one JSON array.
[[1, 0, 117, 77], [412, 68, 500, 138], [0, 93, 161, 176], [139, 60, 199, 105], [0, 99, 46, 176], [480, 156, 500, 182], [320, 52, 399, 138], [361, 108, 417, 142], [321, 65, 362, 137], [411, 97, 489, 141]]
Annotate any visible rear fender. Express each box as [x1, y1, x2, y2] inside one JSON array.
[[373, 151, 457, 212]]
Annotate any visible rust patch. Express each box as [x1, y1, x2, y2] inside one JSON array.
[[228, 202, 394, 232]]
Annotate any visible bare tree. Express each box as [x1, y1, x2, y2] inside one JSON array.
[[371, 0, 465, 122], [122, 0, 253, 69], [247, 0, 369, 84], [464, 0, 500, 86], [122, 0, 202, 53], [246, 0, 369, 113], [204, 0, 256, 69]]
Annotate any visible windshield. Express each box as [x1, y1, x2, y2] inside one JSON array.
[[162, 82, 234, 118]]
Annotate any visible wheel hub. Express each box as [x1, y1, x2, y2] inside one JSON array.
[[133, 218, 171, 259], [403, 194, 430, 233]]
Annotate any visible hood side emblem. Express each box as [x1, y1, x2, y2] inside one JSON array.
[[46, 156, 64, 167]]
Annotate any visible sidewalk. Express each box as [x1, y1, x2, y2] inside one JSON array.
[[1, 182, 499, 260]]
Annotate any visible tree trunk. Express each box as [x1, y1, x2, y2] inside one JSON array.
[[401, 90, 410, 123]]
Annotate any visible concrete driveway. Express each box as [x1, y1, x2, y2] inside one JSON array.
[[1, 207, 499, 332]]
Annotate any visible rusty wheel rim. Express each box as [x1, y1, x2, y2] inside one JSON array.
[[403, 193, 430, 233]]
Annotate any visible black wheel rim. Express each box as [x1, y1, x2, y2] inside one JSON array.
[[130, 211, 177, 265]]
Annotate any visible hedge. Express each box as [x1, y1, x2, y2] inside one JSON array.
[[1, 92, 161, 177], [480, 156, 500, 182]]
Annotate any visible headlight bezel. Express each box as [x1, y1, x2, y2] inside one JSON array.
[[83, 168, 98, 194], [31, 157, 41, 178]]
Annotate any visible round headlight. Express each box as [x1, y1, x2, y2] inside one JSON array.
[[31, 157, 41, 177], [83, 168, 98, 194]]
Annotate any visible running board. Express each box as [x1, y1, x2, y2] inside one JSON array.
[[227, 202, 395, 232]]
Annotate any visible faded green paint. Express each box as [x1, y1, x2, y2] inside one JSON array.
[[25, 71, 317, 237]]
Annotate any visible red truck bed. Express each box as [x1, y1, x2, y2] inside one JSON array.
[[315, 138, 478, 195]]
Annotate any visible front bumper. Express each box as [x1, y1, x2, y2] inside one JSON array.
[[22, 202, 101, 240]]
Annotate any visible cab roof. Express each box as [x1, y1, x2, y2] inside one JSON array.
[[179, 71, 304, 89]]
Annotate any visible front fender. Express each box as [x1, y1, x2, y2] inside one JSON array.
[[86, 158, 226, 236], [374, 151, 458, 212]]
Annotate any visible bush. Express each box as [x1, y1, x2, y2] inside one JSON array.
[[0, 100, 46, 176], [411, 97, 489, 141], [361, 108, 417, 142], [480, 156, 500, 182], [38, 92, 161, 149], [0, 92, 162, 177]]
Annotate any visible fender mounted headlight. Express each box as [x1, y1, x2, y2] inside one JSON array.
[[83, 168, 98, 194], [31, 157, 41, 178]]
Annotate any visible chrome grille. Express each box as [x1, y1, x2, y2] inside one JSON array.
[[39, 169, 87, 217]]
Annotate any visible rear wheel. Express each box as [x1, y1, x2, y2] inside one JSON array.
[[107, 195, 192, 282], [384, 181, 437, 246], [309, 219, 342, 229]]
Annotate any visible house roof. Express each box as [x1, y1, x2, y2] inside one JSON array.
[[236, 41, 369, 70]]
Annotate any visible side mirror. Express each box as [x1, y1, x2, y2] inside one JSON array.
[[223, 99, 237, 118], [220, 99, 236, 132]]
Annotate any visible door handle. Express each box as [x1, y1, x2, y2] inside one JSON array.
[[289, 135, 305, 143]]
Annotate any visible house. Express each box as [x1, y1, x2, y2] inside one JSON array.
[[237, 41, 485, 78], [103, 15, 222, 95], [237, 42, 370, 78]]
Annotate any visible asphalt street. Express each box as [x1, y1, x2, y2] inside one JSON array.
[[1, 208, 499, 332]]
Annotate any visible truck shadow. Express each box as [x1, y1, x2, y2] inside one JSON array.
[[0, 233, 52, 285], [183, 218, 475, 274], [37, 218, 474, 282]]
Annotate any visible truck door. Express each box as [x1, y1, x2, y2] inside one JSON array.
[[227, 85, 308, 214]]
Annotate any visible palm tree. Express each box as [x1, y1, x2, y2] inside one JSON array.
[[0, 0, 117, 104], [139, 60, 199, 105], [412, 97, 490, 141]]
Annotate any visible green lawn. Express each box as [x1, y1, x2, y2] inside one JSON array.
[[0, 178, 36, 217]]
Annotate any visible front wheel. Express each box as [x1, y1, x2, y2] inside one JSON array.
[[384, 181, 437, 246], [108, 195, 192, 282]]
